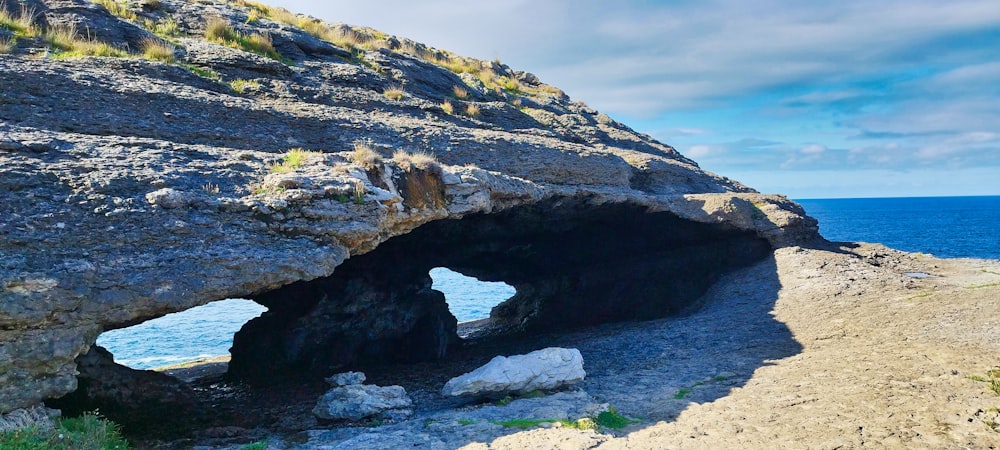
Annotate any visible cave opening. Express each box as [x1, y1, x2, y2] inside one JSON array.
[[96, 298, 267, 371], [429, 267, 516, 326], [225, 198, 773, 384], [49, 197, 774, 441]]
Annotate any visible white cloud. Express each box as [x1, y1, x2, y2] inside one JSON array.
[[801, 144, 826, 155]]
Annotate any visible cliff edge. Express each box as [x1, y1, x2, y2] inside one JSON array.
[[0, 0, 818, 416]]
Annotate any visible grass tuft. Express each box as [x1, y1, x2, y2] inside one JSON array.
[[45, 25, 129, 58], [143, 17, 180, 37], [383, 86, 404, 100], [0, 5, 38, 37], [392, 150, 438, 172], [230, 78, 261, 94], [464, 103, 480, 118], [452, 85, 468, 99], [204, 18, 284, 62], [93, 0, 137, 22], [348, 141, 383, 169], [141, 38, 174, 63], [269, 148, 316, 173], [0, 35, 13, 53], [440, 99, 454, 115]]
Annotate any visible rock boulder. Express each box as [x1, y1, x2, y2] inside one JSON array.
[[442, 347, 586, 397], [313, 383, 413, 422]]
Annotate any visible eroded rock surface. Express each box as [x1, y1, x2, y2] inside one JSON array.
[[0, 0, 818, 414]]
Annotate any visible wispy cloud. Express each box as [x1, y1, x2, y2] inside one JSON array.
[[272, 0, 1000, 196]]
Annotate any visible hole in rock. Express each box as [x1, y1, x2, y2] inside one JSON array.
[[96, 298, 267, 370], [51, 199, 775, 445], [430, 267, 515, 325]]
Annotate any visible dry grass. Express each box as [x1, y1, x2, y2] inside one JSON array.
[[141, 38, 174, 63], [348, 141, 383, 169], [441, 99, 454, 115], [0, 5, 38, 37], [0, 36, 13, 53], [464, 103, 480, 118], [204, 18, 283, 61], [383, 86, 405, 100], [45, 25, 129, 58], [392, 150, 439, 172], [452, 85, 469, 99]]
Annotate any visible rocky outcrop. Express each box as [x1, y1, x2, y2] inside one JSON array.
[[442, 347, 586, 397], [0, 0, 818, 414]]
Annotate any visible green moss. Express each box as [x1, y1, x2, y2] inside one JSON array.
[[672, 388, 692, 400], [595, 407, 638, 429]]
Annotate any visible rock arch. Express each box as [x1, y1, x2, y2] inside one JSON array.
[[226, 197, 772, 382]]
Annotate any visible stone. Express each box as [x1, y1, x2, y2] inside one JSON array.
[[0, 0, 819, 414], [312, 384, 413, 421], [144, 188, 191, 209], [442, 347, 586, 397], [326, 371, 366, 387]]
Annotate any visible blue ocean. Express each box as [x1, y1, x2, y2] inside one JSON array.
[[796, 196, 1000, 260], [99, 196, 999, 369]]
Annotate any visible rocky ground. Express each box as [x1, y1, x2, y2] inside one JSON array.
[[140, 242, 1000, 449]]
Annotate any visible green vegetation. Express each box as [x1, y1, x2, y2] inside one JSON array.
[[672, 388, 692, 400], [0, 413, 129, 449], [969, 367, 1000, 396], [595, 407, 639, 429], [906, 292, 932, 301], [230, 78, 262, 94], [240, 440, 267, 450], [966, 282, 1000, 290], [457, 419, 476, 425], [93, 0, 137, 22], [204, 18, 285, 62], [183, 64, 221, 80], [143, 17, 181, 38], [269, 148, 315, 173]]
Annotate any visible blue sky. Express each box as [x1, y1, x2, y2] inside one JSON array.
[[270, 0, 999, 198]]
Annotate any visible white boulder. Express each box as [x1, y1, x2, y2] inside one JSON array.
[[442, 347, 586, 397]]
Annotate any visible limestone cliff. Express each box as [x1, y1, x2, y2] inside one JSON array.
[[0, 0, 818, 413]]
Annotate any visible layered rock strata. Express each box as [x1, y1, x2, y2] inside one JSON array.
[[0, 0, 818, 414]]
